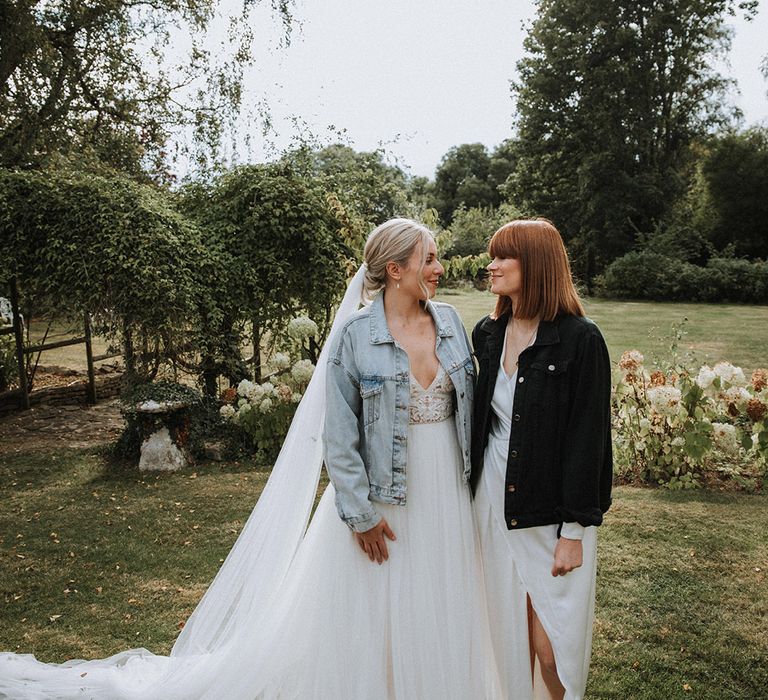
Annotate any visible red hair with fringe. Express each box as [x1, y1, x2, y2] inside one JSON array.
[[489, 219, 584, 321]]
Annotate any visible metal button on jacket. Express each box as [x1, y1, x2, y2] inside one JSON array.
[[509, 519, 518, 527]]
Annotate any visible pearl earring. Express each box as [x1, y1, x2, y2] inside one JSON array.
[[396, 282, 400, 289]]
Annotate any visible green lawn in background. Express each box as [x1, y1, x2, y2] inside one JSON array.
[[0, 448, 766, 698], [437, 288, 768, 373]]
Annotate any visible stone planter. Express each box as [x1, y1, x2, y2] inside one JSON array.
[[135, 399, 191, 472]]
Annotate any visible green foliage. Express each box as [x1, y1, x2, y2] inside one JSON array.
[[507, 0, 751, 280], [0, 0, 294, 177], [700, 127, 768, 259], [444, 202, 524, 258], [596, 251, 768, 303], [179, 163, 347, 390], [291, 144, 410, 229], [0, 333, 16, 391], [0, 168, 209, 382], [433, 143, 505, 225]]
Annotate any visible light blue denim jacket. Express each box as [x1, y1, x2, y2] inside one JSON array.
[[323, 292, 475, 532]]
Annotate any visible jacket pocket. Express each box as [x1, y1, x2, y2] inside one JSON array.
[[360, 377, 383, 426]]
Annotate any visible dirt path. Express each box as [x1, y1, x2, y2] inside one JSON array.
[[0, 399, 125, 455]]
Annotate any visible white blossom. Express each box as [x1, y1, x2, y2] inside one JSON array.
[[237, 398, 248, 408], [259, 397, 273, 412], [713, 362, 739, 384], [291, 359, 315, 384], [291, 392, 302, 403], [271, 352, 291, 370], [647, 386, 682, 415], [671, 436, 686, 447], [287, 316, 319, 341], [721, 386, 751, 405], [696, 365, 716, 389], [237, 379, 255, 397], [219, 404, 236, 419]]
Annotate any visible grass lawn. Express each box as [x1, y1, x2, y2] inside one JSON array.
[[0, 447, 766, 698], [437, 288, 768, 373]]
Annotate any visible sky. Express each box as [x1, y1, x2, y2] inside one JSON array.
[[210, 0, 768, 179]]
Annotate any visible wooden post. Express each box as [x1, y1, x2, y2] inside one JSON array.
[[252, 316, 261, 383], [84, 313, 97, 404], [9, 277, 29, 410]]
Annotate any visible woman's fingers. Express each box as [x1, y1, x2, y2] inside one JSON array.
[[382, 521, 397, 541]]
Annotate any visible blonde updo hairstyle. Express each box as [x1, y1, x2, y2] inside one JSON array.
[[362, 218, 434, 303]]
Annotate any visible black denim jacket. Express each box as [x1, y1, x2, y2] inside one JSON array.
[[470, 312, 613, 530]]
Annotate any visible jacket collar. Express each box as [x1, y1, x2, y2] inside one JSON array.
[[478, 311, 561, 348], [369, 291, 454, 345]]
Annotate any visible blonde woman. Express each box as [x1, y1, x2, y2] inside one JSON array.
[[0, 219, 501, 699]]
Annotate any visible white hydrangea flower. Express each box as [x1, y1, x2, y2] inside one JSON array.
[[247, 384, 265, 403], [671, 436, 686, 447], [237, 379, 255, 397], [722, 386, 751, 405], [219, 404, 236, 419], [260, 381, 277, 398], [271, 352, 291, 370], [291, 392, 302, 403], [259, 397, 273, 412], [287, 316, 319, 341], [712, 422, 738, 451], [647, 386, 682, 415], [291, 359, 315, 384], [696, 365, 716, 389], [237, 403, 251, 417], [730, 367, 747, 386], [237, 398, 248, 408], [713, 362, 738, 383]]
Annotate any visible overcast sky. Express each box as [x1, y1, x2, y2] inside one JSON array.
[[216, 0, 768, 178]]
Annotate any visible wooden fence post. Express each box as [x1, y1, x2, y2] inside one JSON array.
[[84, 313, 97, 404], [9, 277, 29, 410]]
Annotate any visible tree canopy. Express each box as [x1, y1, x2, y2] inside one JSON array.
[[0, 0, 294, 178], [506, 0, 755, 280]]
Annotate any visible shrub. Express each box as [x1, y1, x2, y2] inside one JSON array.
[[613, 351, 768, 489], [596, 251, 768, 303]]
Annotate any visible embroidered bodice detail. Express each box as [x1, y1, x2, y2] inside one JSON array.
[[409, 364, 456, 424]]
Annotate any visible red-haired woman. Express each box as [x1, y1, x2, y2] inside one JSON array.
[[471, 219, 612, 700]]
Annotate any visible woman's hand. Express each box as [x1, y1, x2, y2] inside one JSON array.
[[551, 537, 583, 576], [355, 518, 396, 564]]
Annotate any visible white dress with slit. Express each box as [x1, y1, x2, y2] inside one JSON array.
[[473, 334, 598, 700]]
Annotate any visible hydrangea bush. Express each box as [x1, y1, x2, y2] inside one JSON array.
[[219, 316, 318, 462], [613, 351, 768, 489]]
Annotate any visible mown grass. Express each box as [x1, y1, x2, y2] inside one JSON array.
[[438, 288, 768, 373], [0, 447, 766, 698]]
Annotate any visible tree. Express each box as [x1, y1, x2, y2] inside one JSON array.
[[700, 127, 768, 258], [433, 143, 497, 224], [179, 163, 348, 391], [293, 144, 410, 228], [506, 0, 755, 282], [0, 0, 294, 178]]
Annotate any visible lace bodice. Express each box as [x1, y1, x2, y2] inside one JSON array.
[[409, 364, 456, 424]]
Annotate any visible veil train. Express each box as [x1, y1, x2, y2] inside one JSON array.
[[0, 265, 368, 700]]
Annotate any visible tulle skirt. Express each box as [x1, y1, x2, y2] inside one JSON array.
[[0, 417, 502, 699]]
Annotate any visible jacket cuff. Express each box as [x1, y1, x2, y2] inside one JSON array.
[[344, 508, 382, 533], [560, 522, 586, 540]]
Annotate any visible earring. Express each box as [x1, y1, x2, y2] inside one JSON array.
[[396, 282, 400, 289]]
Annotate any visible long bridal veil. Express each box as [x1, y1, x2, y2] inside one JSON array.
[[0, 265, 367, 700]]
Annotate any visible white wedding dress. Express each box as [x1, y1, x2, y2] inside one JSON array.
[[0, 268, 502, 699]]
